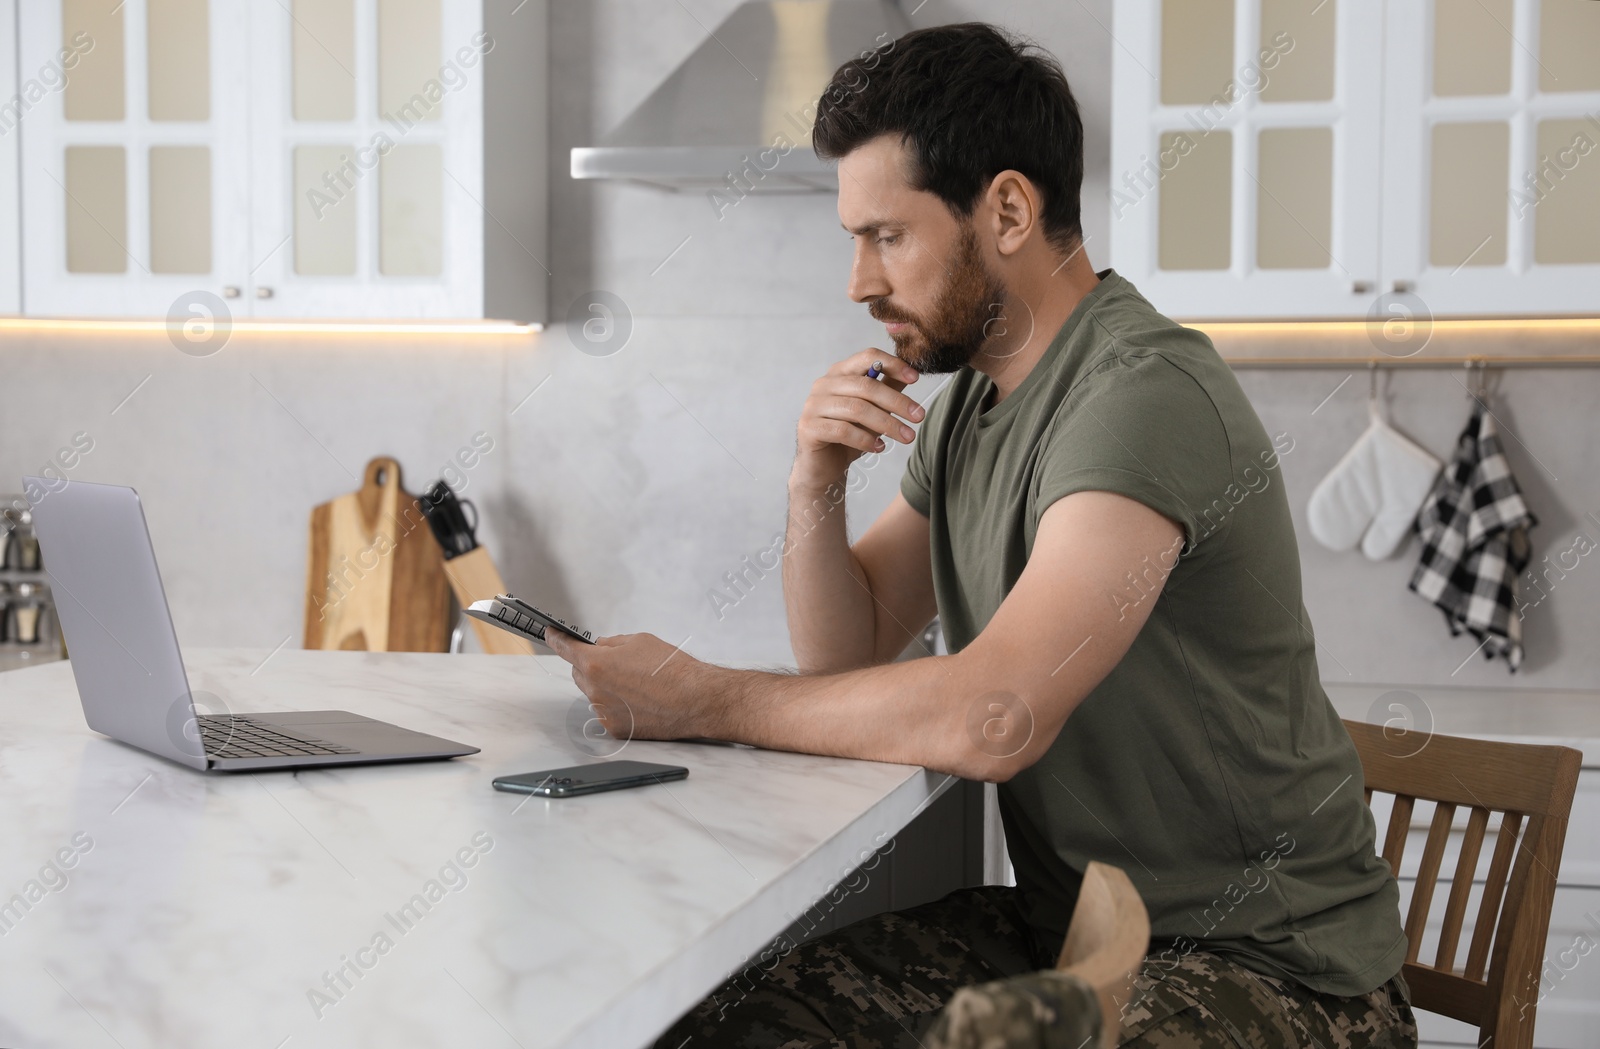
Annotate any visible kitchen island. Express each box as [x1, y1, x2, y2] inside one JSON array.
[[0, 648, 951, 1049]]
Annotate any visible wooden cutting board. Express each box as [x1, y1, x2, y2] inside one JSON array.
[[303, 456, 452, 652]]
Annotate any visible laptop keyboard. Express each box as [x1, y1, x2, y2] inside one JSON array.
[[196, 715, 358, 759]]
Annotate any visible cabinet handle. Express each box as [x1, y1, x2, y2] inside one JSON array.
[[1352, 281, 1373, 294], [222, 285, 241, 299], [1392, 280, 1414, 294], [256, 286, 275, 299]]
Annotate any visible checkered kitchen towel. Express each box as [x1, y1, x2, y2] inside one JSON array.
[[1409, 400, 1537, 671]]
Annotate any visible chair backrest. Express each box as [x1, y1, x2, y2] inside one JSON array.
[[1343, 719, 1582, 1049], [1055, 861, 1152, 1048]]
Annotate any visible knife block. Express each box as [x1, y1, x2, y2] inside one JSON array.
[[441, 547, 535, 655]]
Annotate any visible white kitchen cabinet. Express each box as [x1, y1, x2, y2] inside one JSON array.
[[18, 0, 251, 317], [1110, 0, 1385, 320], [11, 0, 545, 323], [0, 0, 22, 314], [1111, 0, 1600, 320], [244, 0, 484, 318], [1381, 0, 1600, 318]]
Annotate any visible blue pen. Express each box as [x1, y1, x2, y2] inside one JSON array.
[[865, 360, 884, 381]]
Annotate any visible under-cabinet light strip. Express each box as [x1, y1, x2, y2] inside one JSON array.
[[1189, 317, 1600, 336], [0, 318, 542, 336]]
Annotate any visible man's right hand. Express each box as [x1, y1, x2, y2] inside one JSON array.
[[793, 350, 925, 488]]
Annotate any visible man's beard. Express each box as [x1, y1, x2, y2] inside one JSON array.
[[867, 225, 1008, 374]]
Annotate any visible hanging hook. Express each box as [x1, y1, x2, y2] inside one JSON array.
[[1465, 358, 1488, 402]]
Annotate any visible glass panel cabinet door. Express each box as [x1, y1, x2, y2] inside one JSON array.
[[1382, 0, 1600, 316], [0, 4, 21, 313], [18, 0, 250, 317], [15, 0, 484, 320], [1110, 0, 1385, 319], [247, 0, 482, 318]]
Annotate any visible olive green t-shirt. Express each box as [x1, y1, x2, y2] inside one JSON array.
[[900, 270, 1406, 996]]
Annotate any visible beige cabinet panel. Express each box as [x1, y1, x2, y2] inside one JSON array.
[[1532, 118, 1600, 264], [149, 145, 211, 273], [1539, 0, 1600, 93], [1160, 0, 1234, 105], [379, 144, 443, 276], [63, 145, 127, 273], [147, 0, 210, 120], [1258, 0, 1336, 102], [62, 0, 125, 120], [293, 145, 358, 276], [292, 0, 356, 121], [379, 0, 442, 121], [1433, 0, 1512, 97], [1159, 130, 1233, 271], [1429, 122, 1509, 268], [1257, 127, 1333, 269]]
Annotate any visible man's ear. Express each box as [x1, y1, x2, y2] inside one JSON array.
[[987, 170, 1040, 257]]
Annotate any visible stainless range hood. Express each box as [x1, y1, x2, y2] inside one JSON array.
[[570, 0, 910, 192]]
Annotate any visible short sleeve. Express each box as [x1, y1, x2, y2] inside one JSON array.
[[901, 430, 933, 517], [1033, 353, 1232, 555], [901, 376, 961, 518]]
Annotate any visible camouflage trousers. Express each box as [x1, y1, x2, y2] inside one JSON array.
[[652, 885, 1417, 1049]]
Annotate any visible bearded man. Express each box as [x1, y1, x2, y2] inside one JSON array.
[[544, 21, 1416, 1049]]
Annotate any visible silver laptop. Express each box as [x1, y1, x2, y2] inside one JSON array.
[[25, 477, 479, 772]]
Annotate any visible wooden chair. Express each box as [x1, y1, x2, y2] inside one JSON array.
[[926, 862, 1150, 1049], [1056, 861, 1153, 1047], [1344, 719, 1582, 1049]]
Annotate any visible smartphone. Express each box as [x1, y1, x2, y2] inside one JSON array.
[[492, 760, 688, 798], [465, 594, 597, 647]]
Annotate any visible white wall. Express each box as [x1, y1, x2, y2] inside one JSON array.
[[3, 0, 1598, 691]]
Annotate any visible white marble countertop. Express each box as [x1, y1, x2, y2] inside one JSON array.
[[1324, 680, 1600, 766], [0, 648, 953, 1049]]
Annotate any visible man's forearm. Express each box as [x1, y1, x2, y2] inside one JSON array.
[[782, 474, 878, 672], [689, 649, 1027, 783]]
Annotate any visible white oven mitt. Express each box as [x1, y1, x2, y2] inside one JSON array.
[[1308, 406, 1442, 560]]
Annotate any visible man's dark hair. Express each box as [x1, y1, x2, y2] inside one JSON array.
[[813, 23, 1085, 254]]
